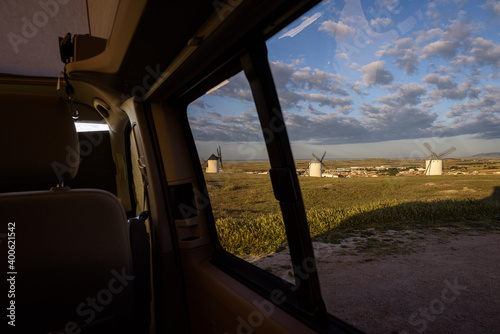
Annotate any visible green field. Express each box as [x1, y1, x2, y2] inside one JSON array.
[[205, 171, 500, 256]]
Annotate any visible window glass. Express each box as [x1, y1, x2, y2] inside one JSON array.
[[264, 0, 500, 332], [75, 122, 109, 132], [187, 72, 295, 281]]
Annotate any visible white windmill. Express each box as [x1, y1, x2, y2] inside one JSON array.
[[205, 146, 223, 173], [423, 143, 456, 175], [309, 151, 327, 177]]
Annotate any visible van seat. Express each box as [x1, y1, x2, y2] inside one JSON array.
[[0, 92, 140, 333]]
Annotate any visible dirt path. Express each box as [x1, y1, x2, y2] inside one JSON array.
[[253, 228, 500, 333]]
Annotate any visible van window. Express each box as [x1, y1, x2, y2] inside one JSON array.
[[75, 122, 109, 132], [187, 71, 295, 280], [265, 0, 500, 331]]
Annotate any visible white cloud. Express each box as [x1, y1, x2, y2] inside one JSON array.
[[358, 60, 394, 87], [426, 2, 441, 24], [370, 17, 394, 31], [376, 0, 401, 12], [428, 81, 480, 101], [375, 37, 420, 74], [319, 20, 356, 40], [394, 37, 413, 49], [290, 66, 348, 95], [359, 103, 438, 140], [416, 19, 478, 63], [190, 99, 211, 110], [283, 113, 368, 143], [415, 28, 444, 45], [267, 62, 354, 111], [374, 83, 427, 106], [448, 86, 500, 117], [208, 71, 253, 102], [189, 109, 262, 143], [452, 55, 475, 66], [394, 48, 420, 74], [438, 113, 500, 140], [336, 52, 349, 60], [422, 73, 457, 90], [422, 40, 461, 59], [481, 0, 500, 16], [442, 19, 474, 41], [454, 0, 468, 8], [298, 92, 352, 109], [469, 37, 500, 68]]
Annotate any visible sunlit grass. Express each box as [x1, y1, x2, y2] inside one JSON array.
[[206, 173, 500, 256], [216, 200, 500, 256]]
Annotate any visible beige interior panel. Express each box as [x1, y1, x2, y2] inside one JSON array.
[[181, 246, 317, 334], [87, 0, 120, 39]]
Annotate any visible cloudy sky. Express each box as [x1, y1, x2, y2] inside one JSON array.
[[188, 0, 500, 161]]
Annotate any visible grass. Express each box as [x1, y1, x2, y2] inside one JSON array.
[[205, 172, 500, 256]]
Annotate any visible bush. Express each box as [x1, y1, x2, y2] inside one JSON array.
[[387, 169, 399, 176]]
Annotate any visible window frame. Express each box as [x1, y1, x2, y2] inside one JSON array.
[[180, 42, 362, 333]]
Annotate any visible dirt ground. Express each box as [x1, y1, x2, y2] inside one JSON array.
[[253, 227, 500, 333]]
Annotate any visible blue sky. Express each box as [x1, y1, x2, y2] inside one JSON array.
[[188, 0, 500, 161]]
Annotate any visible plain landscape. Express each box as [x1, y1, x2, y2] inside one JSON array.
[[204, 157, 500, 333], [206, 158, 500, 256]]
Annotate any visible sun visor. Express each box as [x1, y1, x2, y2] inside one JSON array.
[[86, 0, 120, 39]]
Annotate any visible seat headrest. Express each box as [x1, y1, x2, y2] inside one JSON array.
[[0, 92, 79, 188]]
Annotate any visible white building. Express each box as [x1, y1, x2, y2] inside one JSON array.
[[425, 159, 443, 175], [309, 157, 322, 177], [206, 154, 219, 173]]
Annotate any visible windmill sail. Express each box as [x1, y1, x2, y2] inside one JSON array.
[[320, 151, 327, 168], [423, 142, 438, 159], [438, 147, 456, 159], [217, 146, 223, 169]]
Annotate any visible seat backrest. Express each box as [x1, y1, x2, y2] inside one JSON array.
[[0, 92, 139, 333]]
